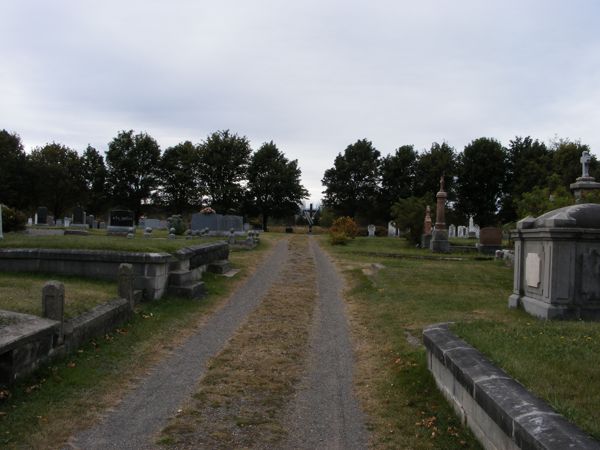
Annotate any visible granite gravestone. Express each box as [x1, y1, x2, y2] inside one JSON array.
[[36, 207, 48, 225], [72, 206, 85, 225], [191, 213, 243, 236], [478, 227, 503, 254], [107, 210, 135, 235], [430, 176, 449, 253]]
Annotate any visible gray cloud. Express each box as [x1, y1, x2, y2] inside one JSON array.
[[2, 0, 600, 202]]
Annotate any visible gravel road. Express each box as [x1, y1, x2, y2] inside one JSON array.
[[282, 237, 369, 449], [66, 239, 289, 450]]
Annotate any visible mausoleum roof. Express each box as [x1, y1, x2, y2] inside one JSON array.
[[518, 203, 600, 229]]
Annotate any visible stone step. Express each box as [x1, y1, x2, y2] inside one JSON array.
[[207, 260, 231, 275], [167, 281, 206, 300], [168, 270, 194, 286]]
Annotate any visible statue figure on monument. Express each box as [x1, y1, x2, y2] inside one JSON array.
[[581, 150, 592, 179]]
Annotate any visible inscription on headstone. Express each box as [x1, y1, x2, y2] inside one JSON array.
[[110, 210, 134, 227]]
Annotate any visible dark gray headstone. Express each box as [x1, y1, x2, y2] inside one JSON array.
[[36, 207, 48, 225], [73, 206, 85, 224], [110, 210, 134, 227]]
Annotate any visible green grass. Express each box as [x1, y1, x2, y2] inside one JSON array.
[[323, 235, 600, 446], [0, 232, 223, 253], [452, 320, 600, 439], [0, 236, 278, 449], [0, 272, 115, 318]]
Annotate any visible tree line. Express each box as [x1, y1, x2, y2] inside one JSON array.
[[322, 136, 597, 228], [0, 129, 307, 231]]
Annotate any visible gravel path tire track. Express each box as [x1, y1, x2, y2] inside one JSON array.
[[66, 239, 289, 450], [282, 237, 369, 449]]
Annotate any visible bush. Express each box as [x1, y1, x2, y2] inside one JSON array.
[[167, 214, 186, 235], [1, 205, 27, 232], [330, 216, 358, 239], [329, 231, 349, 245]]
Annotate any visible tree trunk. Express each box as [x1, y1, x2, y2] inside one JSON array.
[[262, 214, 269, 232]]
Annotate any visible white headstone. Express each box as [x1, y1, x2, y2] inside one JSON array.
[[448, 224, 456, 238], [28, 217, 33, 226], [388, 221, 398, 237], [367, 224, 376, 237]]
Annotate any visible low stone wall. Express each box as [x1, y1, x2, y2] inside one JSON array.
[[423, 323, 599, 450], [0, 242, 229, 301]]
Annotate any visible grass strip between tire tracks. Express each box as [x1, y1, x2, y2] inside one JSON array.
[[159, 235, 317, 448]]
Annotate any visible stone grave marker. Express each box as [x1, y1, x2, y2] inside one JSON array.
[[448, 224, 456, 238], [478, 227, 503, 254], [42, 280, 64, 342], [191, 212, 243, 235], [36, 207, 48, 225], [430, 176, 449, 253], [388, 221, 398, 237], [72, 206, 86, 225], [367, 224, 376, 237], [107, 210, 135, 235]]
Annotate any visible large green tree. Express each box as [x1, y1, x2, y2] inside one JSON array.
[[413, 142, 457, 201], [105, 130, 161, 220], [246, 141, 308, 231], [199, 130, 251, 213], [80, 145, 108, 216], [0, 130, 30, 210], [378, 145, 417, 219], [500, 136, 552, 222], [158, 141, 203, 214], [29, 143, 85, 218], [321, 139, 381, 220], [455, 137, 507, 226]]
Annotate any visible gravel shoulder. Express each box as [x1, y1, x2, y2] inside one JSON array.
[[282, 237, 369, 449], [66, 239, 289, 450]]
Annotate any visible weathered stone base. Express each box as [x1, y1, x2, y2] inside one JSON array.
[[430, 230, 450, 253], [421, 234, 432, 249], [424, 323, 599, 450], [477, 244, 502, 255], [509, 294, 600, 320]]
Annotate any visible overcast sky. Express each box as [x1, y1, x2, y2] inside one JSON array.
[[2, 1, 600, 204]]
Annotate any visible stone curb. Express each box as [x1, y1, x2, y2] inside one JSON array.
[[423, 323, 600, 450]]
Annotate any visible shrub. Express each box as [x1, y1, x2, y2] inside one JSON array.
[[1, 205, 27, 232], [167, 214, 186, 235], [330, 216, 358, 239], [329, 231, 349, 245]]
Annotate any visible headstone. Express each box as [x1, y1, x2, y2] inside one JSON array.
[[72, 206, 85, 225], [36, 207, 48, 225], [430, 176, 450, 253], [508, 204, 600, 320], [118, 263, 135, 309], [64, 217, 71, 227], [478, 227, 503, 254], [190, 212, 243, 235], [448, 224, 456, 238], [421, 205, 433, 248], [140, 218, 167, 230], [27, 217, 33, 226], [56, 219, 63, 227], [42, 281, 64, 342], [367, 224, 376, 237], [107, 210, 135, 235], [388, 221, 398, 237], [47, 216, 55, 226], [86, 214, 95, 229]]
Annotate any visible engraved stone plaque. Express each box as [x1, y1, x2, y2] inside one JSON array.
[[525, 253, 541, 288]]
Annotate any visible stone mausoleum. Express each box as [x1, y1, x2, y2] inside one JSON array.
[[509, 203, 600, 320]]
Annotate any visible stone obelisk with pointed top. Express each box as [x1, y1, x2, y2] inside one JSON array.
[[430, 175, 450, 253]]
